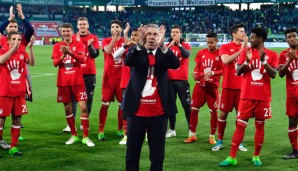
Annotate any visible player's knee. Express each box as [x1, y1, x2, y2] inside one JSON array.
[[80, 107, 88, 114], [12, 117, 21, 126], [289, 116, 298, 128], [219, 111, 228, 119], [64, 107, 72, 113]]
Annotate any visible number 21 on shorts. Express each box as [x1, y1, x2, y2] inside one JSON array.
[[263, 107, 271, 117]]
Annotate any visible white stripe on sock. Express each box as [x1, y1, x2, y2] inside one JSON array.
[[12, 125, 21, 129], [237, 119, 248, 125], [191, 107, 199, 111], [288, 128, 298, 132], [66, 114, 73, 118], [218, 119, 226, 122], [102, 102, 110, 105]]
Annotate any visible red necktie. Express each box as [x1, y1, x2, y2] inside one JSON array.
[[148, 51, 155, 66]]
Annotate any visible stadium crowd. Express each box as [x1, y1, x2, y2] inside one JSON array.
[[63, 6, 297, 38], [0, 5, 297, 38]]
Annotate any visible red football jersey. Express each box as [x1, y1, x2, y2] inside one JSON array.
[[120, 48, 130, 89], [279, 48, 298, 97], [219, 42, 243, 89], [102, 37, 124, 79], [52, 40, 85, 87], [238, 48, 279, 102], [0, 36, 8, 50], [73, 34, 100, 75], [194, 48, 223, 88], [0, 48, 29, 97], [166, 42, 191, 80]]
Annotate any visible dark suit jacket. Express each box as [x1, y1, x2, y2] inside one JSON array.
[[122, 46, 180, 117]]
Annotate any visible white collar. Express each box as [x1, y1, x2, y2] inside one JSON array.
[[147, 49, 157, 56]]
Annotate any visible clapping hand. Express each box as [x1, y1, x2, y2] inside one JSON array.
[[157, 25, 166, 47], [287, 49, 298, 61], [259, 49, 266, 62], [246, 47, 252, 62], [60, 45, 72, 55], [28, 35, 35, 48]]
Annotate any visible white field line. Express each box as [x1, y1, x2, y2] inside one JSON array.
[[31, 73, 55, 77]]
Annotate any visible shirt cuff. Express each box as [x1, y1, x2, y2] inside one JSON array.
[[162, 47, 168, 54]]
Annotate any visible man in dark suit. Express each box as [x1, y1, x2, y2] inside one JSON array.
[[122, 24, 180, 171]]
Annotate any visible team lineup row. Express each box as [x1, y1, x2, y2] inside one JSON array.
[[0, 3, 297, 171]]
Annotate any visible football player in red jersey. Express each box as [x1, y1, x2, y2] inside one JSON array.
[[0, 31, 35, 156], [0, 3, 34, 146], [52, 23, 95, 147], [212, 23, 248, 152], [62, 17, 100, 132], [98, 20, 125, 141], [113, 23, 141, 145], [279, 28, 298, 159], [165, 25, 192, 138], [184, 32, 223, 144], [220, 27, 278, 166]]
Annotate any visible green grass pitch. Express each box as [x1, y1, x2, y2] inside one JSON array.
[[0, 46, 296, 171]]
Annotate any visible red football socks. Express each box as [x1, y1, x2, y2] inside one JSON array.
[[66, 113, 77, 136], [123, 119, 127, 135], [210, 110, 218, 135], [254, 121, 265, 156], [81, 114, 89, 138], [217, 118, 227, 140], [189, 108, 199, 133], [288, 127, 298, 150], [118, 107, 123, 130], [99, 104, 109, 132], [229, 120, 247, 158], [10, 125, 21, 148]]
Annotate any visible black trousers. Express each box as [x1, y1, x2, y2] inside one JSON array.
[[169, 80, 191, 130], [72, 74, 96, 117], [126, 115, 168, 171]]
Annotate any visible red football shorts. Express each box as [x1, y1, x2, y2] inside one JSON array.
[[0, 96, 28, 117], [191, 83, 219, 111], [237, 99, 272, 120], [102, 78, 122, 102], [286, 97, 298, 117], [220, 88, 240, 113], [57, 85, 87, 103]]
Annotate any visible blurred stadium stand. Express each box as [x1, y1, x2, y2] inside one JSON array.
[[0, 1, 297, 44]]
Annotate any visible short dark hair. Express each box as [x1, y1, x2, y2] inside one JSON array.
[[131, 28, 138, 32], [9, 19, 18, 24], [171, 25, 182, 32], [206, 32, 218, 39], [230, 23, 244, 35], [251, 27, 268, 41], [7, 31, 21, 40], [111, 20, 122, 28], [284, 28, 297, 37], [61, 23, 73, 30]]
